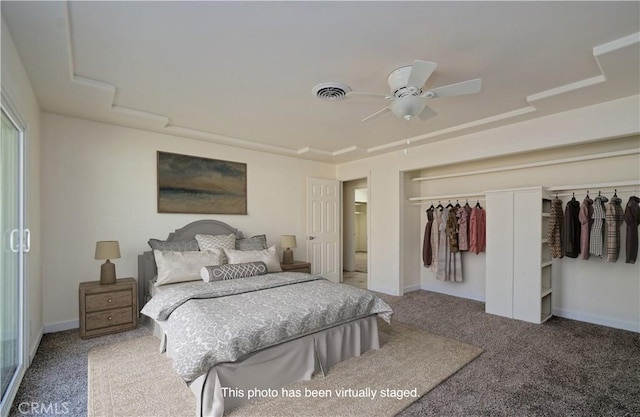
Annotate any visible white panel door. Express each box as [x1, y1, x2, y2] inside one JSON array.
[[306, 178, 340, 282]]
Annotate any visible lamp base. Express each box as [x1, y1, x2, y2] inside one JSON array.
[[282, 249, 294, 265], [100, 260, 117, 285]]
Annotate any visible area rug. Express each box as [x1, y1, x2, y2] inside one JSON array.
[[88, 321, 482, 417]]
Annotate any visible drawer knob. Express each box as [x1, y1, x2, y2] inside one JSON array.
[[107, 298, 112, 303], [108, 316, 112, 321]]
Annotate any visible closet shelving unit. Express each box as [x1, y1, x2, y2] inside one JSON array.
[[485, 186, 552, 324]]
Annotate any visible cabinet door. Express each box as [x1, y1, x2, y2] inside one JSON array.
[[485, 192, 514, 318]]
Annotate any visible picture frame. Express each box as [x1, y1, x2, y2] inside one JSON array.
[[157, 151, 247, 214]]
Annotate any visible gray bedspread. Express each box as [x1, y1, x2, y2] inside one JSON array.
[[141, 272, 393, 382]]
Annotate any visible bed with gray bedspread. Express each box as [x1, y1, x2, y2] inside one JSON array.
[[138, 220, 393, 417]]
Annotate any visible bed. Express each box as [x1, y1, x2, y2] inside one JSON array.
[[138, 220, 393, 417]]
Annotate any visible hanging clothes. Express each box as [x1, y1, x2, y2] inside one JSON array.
[[429, 208, 443, 274], [563, 197, 581, 258], [422, 208, 434, 266], [605, 195, 624, 262], [624, 196, 640, 264], [469, 206, 486, 254], [463, 202, 473, 248], [589, 195, 608, 257], [548, 197, 564, 258], [446, 209, 459, 253], [457, 206, 470, 251], [578, 196, 594, 260], [435, 206, 463, 282], [436, 206, 450, 280]]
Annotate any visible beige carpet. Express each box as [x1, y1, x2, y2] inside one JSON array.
[[88, 321, 482, 417]]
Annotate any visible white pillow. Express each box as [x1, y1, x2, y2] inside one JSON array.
[[223, 245, 282, 273], [154, 249, 223, 286], [195, 233, 236, 263]]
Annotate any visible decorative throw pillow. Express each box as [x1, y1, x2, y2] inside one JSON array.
[[154, 249, 223, 286], [195, 233, 236, 263], [235, 234, 268, 251], [148, 238, 200, 252], [223, 245, 282, 273], [200, 261, 268, 282]]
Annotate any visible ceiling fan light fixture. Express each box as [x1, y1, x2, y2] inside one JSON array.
[[390, 95, 427, 120]]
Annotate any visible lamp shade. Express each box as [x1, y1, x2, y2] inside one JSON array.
[[95, 241, 121, 260], [280, 235, 297, 249]]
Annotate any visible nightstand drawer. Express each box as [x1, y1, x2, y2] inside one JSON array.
[[85, 290, 132, 312], [85, 307, 134, 331]]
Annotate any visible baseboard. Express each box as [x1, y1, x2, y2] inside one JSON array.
[[43, 319, 79, 334], [368, 284, 401, 296], [29, 326, 43, 365], [553, 307, 639, 333], [404, 283, 422, 293], [421, 284, 486, 302]]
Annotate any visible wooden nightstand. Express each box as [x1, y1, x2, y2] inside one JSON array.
[[280, 261, 311, 274], [79, 277, 137, 339]]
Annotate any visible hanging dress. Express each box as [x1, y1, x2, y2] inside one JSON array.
[[578, 196, 594, 260], [563, 198, 581, 258], [436, 207, 450, 280], [548, 197, 564, 258], [624, 196, 640, 264], [446, 208, 463, 281], [469, 207, 486, 254], [422, 208, 434, 266], [429, 209, 442, 274], [589, 195, 608, 257], [457, 206, 470, 251], [605, 196, 624, 262]]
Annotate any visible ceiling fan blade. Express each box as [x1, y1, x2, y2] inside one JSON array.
[[406, 60, 437, 89], [418, 105, 438, 121], [427, 78, 482, 98], [361, 106, 390, 122]]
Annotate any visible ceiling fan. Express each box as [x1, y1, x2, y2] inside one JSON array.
[[314, 61, 482, 122]]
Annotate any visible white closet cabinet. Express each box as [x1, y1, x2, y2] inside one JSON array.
[[485, 186, 552, 324]]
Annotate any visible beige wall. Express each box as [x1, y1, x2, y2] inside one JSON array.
[[2, 18, 43, 359], [338, 95, 640, 331], [40, 113, 335, 329]]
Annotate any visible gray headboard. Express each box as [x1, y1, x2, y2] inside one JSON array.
[[137, 219, 243, 311]]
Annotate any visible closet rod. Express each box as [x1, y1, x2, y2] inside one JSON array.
[[554, 187, 638, 197], [547, 180, 640, 192], [408, 192, 485, 202], [411, 149, 639, 182]]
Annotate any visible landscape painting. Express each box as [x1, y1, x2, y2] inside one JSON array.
[[157, 151, 247, 214]]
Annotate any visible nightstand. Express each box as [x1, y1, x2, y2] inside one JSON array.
[[280, 261, 311, 274], [79, 277, 137, 339]]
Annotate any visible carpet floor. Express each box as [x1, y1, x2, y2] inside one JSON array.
[[9, 290, 640, 417]]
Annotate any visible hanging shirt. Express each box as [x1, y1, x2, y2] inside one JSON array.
[[578, 196, 594, 260], [624, 196, 640, 264], [589, 195, 608, 257], [605, 196, 624, 262], [446, 208, 459, 253], [469, 207, 486, 254], [422, 208, 434, 266], [457, 207, 470, 251], [548, 198, 564, 259], [563, 198, 581, 258]]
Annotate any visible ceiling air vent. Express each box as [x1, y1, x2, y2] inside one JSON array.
[[312, 82, 351, 101]]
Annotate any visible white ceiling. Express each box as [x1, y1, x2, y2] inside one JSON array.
[[2, 1, 639, 163]]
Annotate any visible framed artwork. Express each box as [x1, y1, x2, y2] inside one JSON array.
[[157, 151, 247, 214]]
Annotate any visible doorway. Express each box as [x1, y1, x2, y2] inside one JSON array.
[[343, 179, 368, 289]]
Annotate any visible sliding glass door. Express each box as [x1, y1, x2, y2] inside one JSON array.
[[0, 105, 26, 417]]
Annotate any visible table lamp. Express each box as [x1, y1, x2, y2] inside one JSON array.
[[280, 235, 297, 265], [95, 240, 121, 285]]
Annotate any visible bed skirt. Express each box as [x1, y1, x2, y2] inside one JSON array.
[[176, 315, 380, 417]]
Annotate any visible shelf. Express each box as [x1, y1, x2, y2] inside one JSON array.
[[541, 288, 552, 298], [541, 238, 549, 244], [541, 213, 550, 217], [541, 261, 552, 268]]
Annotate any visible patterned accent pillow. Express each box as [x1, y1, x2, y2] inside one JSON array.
[[200, 261, 268, 282], [224, 245, 282, 273], [148, 238, 200, 252], [195, 233, 236, 263], [154, 249, 223, 286], [235, 234, 268, 251]]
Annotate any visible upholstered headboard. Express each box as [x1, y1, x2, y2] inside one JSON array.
[[137, 219, 243, 310]]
